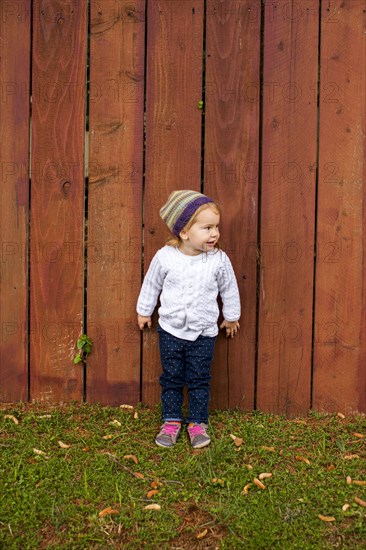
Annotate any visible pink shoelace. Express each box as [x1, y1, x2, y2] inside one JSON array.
[[162, 423, 180, 435], [188, 424, 204, 436]]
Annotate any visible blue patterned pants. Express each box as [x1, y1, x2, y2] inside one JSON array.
[[157, 324, 216, 424]]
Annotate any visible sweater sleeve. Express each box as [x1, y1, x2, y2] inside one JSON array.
[[136, 251, 166, 317], [216, 252, 241, 321]]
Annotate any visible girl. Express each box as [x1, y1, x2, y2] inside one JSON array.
[[136, 190, 241, 449]]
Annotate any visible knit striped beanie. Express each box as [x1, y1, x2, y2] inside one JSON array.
[[159, 190, 214, 236]]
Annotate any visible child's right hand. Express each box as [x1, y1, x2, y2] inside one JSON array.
[[137, 315, 152, 330]]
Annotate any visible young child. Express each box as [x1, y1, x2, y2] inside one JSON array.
[[136, 190, 240, 449]]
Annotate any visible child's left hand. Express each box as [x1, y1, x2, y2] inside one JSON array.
[[220, 320, 240, 338]]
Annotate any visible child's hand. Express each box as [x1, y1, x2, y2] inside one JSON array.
[[220, 320, 240, 338], [137, 315, 152, 330]]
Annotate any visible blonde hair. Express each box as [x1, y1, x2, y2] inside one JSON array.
[[165, 202, 221, 248]]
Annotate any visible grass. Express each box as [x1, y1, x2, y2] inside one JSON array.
[[0, 403, 365, 549]]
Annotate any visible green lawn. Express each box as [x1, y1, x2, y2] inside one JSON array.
[[1, 403, 365, 549]]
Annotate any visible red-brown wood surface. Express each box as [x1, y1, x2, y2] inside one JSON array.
[[313, 0, 366, 413], [30, 0, 86, 402], [87, 0, 145, 405], [142, 0, 204, 405], [256, 0, 319, 415], [204, 0, 261, 410], [0, 0, 30, 401]]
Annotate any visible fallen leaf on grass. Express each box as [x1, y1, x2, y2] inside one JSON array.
[[353, 433, 364, 439], [3, 415, 19, 424], [260, 446, 275, 452], [144, 504, 161, 511], [318, 514, 336, 522], [212, 478, 225, 486], [346, 476, 352, 485], [242, 483, 252, 495], [196, 528, 208, 539], [151, 481, 162, 489], [146, 489, 159, 498], [134, 412, 139, 419], [352, 480, 366, 486], [109, 420, 121, 427], [259, 472, 272, 480], [344, 454, 360, 460], [253, 478, 266, 490], [33, 448, 49, 459], [342, 503, 350, 512], [82, 446, 90, 452], [246, 464, 253, 470], [337, 412, 345, 419], [38, 415, 52, 419], [327, 464, 335, 471], [133, 472, 144, 479], [291, 419, 307, 425], [295, 455, 310, 465], [229, 434, 243, 447], [123, 454, 138, 465], [354, 497, 366, 507], [58, 441, 71, 449], [98, 507, 120, 518], [120, 404, 134, 410], [102, 435, 113, 440]]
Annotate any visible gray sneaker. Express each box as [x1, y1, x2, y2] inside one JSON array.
[[155, 422, 181, 447], [188, 423, 211, 449]]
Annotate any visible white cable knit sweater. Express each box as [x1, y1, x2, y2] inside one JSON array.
[[136, 245, 241, 341]]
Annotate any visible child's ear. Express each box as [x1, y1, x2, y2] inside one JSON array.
[[179, 229, 188, 241]]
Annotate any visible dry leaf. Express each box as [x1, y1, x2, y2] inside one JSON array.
[[295, 455, 310, 465], [98, 507, 119, 518], [109, 420, 121, 427], [4, 414, 19, 425], [38, 415, 52, 419], [246, 464, 253, 470], [82, 446, 90, 452], [120, 404, 134, 410], [144, 504, 161, 511], [352, 480, 366, 486], [133, 472, 144, 479], [259, 472, 272, 480], [260, 446, 275, 452], [342, 503, 350, 511], [196, 528, 208, 539], [242, 483, 252, 495], [354, 497, 366, 507], [146, 489, 159, 498], [254, 478, 266, 490], [318, 514, 336, 522], [123, 454, 139, 465], [33, 448, 49, 459], [327, 464, 335, 471], [134, 412, 139, 419], [346, 476, 352, 485], [344, 454, 359, 460], [337, 412, 345, 419], [353, 433, 364, 438], [58, 441, 70, 449], [212, 478, 225, 486], [102, 435, 113, 440], [229, 433, 243, 447], [151, 481, 162, 489], [291, 419, 307, 425]]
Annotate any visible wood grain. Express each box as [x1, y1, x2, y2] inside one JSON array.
[[142, 0, 204, 405], [87, 0, 145, 405], [30, 0, 86, 403], [0, 0, 31, 401], [204, 0, 261, 410], [256, 0, 319, 415], [313, 0, 366, 413]]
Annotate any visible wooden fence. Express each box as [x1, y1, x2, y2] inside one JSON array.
[[0, 0, 365, 415]]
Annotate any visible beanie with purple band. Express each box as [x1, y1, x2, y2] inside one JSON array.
[[159, 190, 214, 236]]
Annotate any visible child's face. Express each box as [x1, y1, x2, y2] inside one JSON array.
[[179, 206, 220, 255]]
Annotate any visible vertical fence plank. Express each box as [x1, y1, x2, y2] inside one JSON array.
[[0, 0, 31, 401], [87, 0, 145, 405], [204, 0, 261, 410], [257, 0, 319, 415], [142, 0, 204, 405], [30, 0, 86, 402], [313, 0, 366, 413]]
